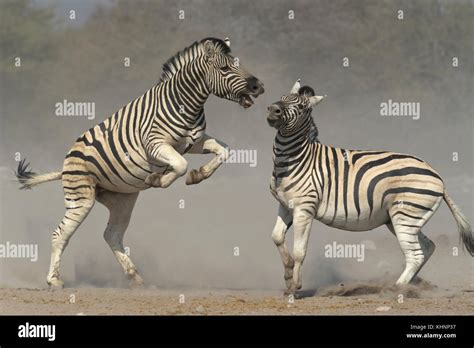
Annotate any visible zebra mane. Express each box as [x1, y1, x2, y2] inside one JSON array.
[[159, 37, 231, 82]]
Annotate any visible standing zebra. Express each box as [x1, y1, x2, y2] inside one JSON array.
[[15, 37, 264, 288], [267, 80, 473, 295]]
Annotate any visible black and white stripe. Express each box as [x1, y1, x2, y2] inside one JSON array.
[[16, 37, 264, 288], [268, 80, 473, 295]]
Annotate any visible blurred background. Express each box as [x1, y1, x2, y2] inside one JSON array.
[[0, 0, 472, 290]]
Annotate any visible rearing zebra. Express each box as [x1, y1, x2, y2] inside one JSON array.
[[15, 37, 264, 288], [267, 79, 473, 295]]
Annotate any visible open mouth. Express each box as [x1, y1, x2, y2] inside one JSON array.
[[238, 94, 255, 108]]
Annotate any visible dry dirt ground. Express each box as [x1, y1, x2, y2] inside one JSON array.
[[1, 281, 473, 315]]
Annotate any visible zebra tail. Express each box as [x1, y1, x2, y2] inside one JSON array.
[[443, 189, 474, 256], [15, 158, 62, 190]]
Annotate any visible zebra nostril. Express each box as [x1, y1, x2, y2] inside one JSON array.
[[247, 77, 263, 95]]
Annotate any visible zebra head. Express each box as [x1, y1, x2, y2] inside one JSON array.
[[267, 79, 326, 131], [202, 38, 264, 108]]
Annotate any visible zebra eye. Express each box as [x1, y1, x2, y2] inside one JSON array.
[[221, 65, 232, 73], [297, 104, 304, 110]]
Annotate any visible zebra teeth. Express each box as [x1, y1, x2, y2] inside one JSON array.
[[239, 94, 254, 108]]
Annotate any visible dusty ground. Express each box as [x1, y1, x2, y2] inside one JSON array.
[[1, 281, 473, 315]]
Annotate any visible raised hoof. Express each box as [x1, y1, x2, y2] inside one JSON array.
[[185, 169, 202, 185], [145, 173, 163, 187]]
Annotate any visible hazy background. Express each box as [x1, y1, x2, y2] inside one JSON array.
[[0, 0, 472, 290]]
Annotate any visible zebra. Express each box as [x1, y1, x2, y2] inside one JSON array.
[[267, 79, 473, 296], [15, 37, 264, 288]]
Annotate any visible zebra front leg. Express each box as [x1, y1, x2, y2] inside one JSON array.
[[271, 204, 294, 291], [96, 190, 144, 287], [286, 209, 314, 296], [144, 143, 188, 188], [185, 134, 229, 185]]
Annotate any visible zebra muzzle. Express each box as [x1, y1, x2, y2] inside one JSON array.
[[267, 103, 283, 128]]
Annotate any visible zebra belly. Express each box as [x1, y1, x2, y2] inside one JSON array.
[[316, 207, 390, 232], [85, 160, 157, 194], [67, 133, 160, 194], [90, 136, 204, 193]]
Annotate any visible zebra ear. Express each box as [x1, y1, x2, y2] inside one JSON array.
[[204, 40, 216, 62], [290, 79, 301, 94], [308, 95, 327, 106], [224, 37, 231, 48]]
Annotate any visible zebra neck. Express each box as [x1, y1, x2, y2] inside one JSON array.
[[158, 61, 210, 121], [273, 119, 316, 173], [278, 113, 319, 140], [275, 116, 316, 151], [308, 117, 319, 142]]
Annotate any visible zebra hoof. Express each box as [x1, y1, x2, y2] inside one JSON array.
[[128, 273, 144, 289], [47, 279, 64, 291], [284, 288, 302, 299], [185, 169, 202, 185], [145, 173, 163, 187], [129, 279, 144, 290]]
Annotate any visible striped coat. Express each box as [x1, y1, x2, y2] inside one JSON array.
[[16, 37, 264, 288], [267, 80, 472, 295]]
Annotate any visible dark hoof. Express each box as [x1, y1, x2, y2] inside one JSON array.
[[185, 169, 203, 185], [145, 173, 163, 187]]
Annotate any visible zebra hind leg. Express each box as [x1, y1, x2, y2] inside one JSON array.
[[389, 212, 436, 285], [47, 180, 96, 289], [96, 190, 144, 287]]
